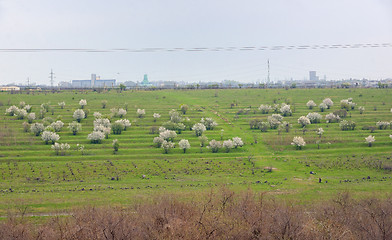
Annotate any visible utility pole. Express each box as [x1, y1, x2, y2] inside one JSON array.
[[27, 77, 30, 88], [49, 69, 55, 89]]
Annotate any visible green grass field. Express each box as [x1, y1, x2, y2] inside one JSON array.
[[0, 88, 391, 214]]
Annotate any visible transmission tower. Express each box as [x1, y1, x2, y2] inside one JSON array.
[[267, 59, 270, 84], [49, 69, 55, 89]]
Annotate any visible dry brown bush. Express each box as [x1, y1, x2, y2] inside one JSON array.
[[0, 190, 391, 240]]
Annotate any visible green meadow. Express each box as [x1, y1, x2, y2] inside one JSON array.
[[0, 88, 391, 214]]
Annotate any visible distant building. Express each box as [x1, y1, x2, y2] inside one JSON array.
[[309, 71, 319, 81], [141, 74, 152, 87], [0, 86, 20, 91], [72, 74, 116, 88]]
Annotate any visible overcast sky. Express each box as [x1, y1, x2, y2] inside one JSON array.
[[0, 0, 391, 85]]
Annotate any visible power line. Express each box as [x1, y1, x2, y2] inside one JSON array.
[[0, 43, 390, 53]]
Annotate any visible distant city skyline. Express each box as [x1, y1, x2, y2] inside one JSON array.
[[0, 0, 391, 85]]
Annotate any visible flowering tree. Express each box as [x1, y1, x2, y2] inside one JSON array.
[[201, 118, 218, 130], [359, 106, 365, 114], [93, 112, 102, 119], [153, 136, 165, 148], [325, 113, 340, 123], [79, 99, 87, 109], [5, 105, 19, 116], [208, 139, 221, 153], [87, 131, 105, 144], [280, 104, 292, 116], [58, 102, 66, 109], [169, 109, 182, 123], [94, 118, 111, 128], [112, 122, 124, 135], [259, 104, 271, 114], [178, 139, 191, 153], [159, 130, 177, 141], [137, 109, 145, 118], [298, 116, 311, 127], [267, 114, 283, 129], [199, 135, 208, 147], [192, 123, 206, 136], [51, 143, 70, 156], [376, 121, 390, 130], [365, 135, 375, 147], [115, 119, 131, 130], [306, 100, 317, 109], [15, 109, 28, 120], [24, 105, 32, 113], [180, 104, 189, 114], [101, 100, 107, 109], [232, 137, 244, 148], [73, 109, 85, 122], [94, 124, 111, 139], [306, 112, 322, 124], [339, 120, 356, 131], [117, 108, 127, 118], [316, 128, 324, 138], [319, 103, 328, 112], [291, 136, 306, 150], [49, 120, 64, 132], [27, 113, 36, 123], [161, 140, 175, 154], [153, 113, 161, 122], [41, 131, 60, 144], [222, 139, 234, 152], [322, 98, 333, 109], [31, 123, 45, 136], [68, 121, 82, 135], [112, 139, 119, 153]]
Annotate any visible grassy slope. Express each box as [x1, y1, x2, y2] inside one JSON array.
[[0, 88, 391, 214]]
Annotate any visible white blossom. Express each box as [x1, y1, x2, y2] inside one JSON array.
[[306, 100, 317, 109], [30, 123, 45, 136], [153, 136, 165, 147], [79, 99, 87, 108], [325, 113, 340, 123], [51, 142, 70, 156], [161, 140, 175, 153], [232, 137, 244, 148], [319, 102, 328, 112], [178, 139, 191, 153], [94, 118, 111, 128], [153, 113, 161, 121], [322, 98, 334, 109], [280, 104, 292, 116], [306, 112, 322, 123], [115, 119, 131, 130], [27, 113, 36, 123], [41, 131, 60, 144], [316, 128, 324, 137], [58, 101, 66, 109], [117, 108, 127, 118], [15, 108, 28, 119], [365, 135, 375, 147], [208, 139, 221, 153], [298, 116, 311, 127], [68, 121, 82, 135], [137, 109, 145, 118], [73, 109, 85, 122], [201, 118, 218, 130], [49, 120, 64, 132], [192, 123, 206, 136], [376, 121, 390, 130], [87, 131, 105, 143], [222, 139, 234, 152], [291, 136, 306, 150], [93, 112, 102, 119], [258, 104, 272, 114], [159, 130, 177, 141]]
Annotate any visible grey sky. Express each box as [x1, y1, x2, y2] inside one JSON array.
[[0, 0, 391, 85]]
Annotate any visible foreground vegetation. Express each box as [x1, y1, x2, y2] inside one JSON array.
[[1, 190, 391, 239], [0, 88, 391, 215]]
